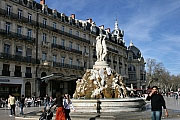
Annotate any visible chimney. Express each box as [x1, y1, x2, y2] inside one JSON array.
[[71, 14, 75, 19], [99, 25, 104, 30], [87, 18, 93, 23], [40, 0, 45, 5], [105, 28, 111, 33]]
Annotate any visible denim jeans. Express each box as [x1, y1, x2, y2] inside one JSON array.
[[151, 111, 162, 120], [19, 103, 24, 115]]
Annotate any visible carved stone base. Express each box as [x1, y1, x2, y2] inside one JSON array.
[[93, 61, 109, 69]]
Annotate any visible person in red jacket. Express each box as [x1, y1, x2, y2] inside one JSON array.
[[146, 86, 168, 120]]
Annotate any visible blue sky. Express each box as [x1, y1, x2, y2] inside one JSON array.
[[38, 0, 180, 75]]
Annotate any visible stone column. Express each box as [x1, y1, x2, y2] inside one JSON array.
[[21, 65, 26, 77], [10, 63, 15, 76], [11, 41, 15, 55], [0, 62, 3, 75]]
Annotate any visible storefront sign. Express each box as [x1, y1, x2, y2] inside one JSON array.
[[0, 79, 10, 82]]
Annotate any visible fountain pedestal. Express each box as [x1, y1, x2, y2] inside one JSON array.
[[93, 61, 109, 69]]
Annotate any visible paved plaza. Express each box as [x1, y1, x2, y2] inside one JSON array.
[[1, 97, 180, 120]]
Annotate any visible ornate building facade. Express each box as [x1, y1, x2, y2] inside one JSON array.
[[0, 0, 145, 98]]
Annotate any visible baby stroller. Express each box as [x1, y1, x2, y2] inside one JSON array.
[[39, 106, 53, 120]]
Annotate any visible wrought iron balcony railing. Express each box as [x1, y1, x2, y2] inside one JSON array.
[[2, 70, 10, 76], [14, 71, 22, 77], [53, 62, 84, 70], [0, 29, 35, 44], [0, 53, 40, 64], [25, 73, 32, 78], [51, 44, 82, 55], [38, 22, 90, 44], [0, 8, 37, 26]]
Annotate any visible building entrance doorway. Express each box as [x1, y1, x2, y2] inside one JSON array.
[[25, 82, 31, 97]]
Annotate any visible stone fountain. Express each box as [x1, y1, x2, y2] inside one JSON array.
[[72, 33, 146, 112]]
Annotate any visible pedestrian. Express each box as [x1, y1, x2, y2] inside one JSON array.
[[19, 95, 25, 115], [64, 94, 75, 120], [51, 93, 66, 120], [44, 94, 50, 110], [8, 94, 16, 116], [146, 86, 168, 120]]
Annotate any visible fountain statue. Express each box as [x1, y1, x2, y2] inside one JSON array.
[[73, 32, 127, 99], [72, 32, 146, 112]]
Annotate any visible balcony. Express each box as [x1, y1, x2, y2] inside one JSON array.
[[25, 73, 32, 78], [0, 29, 35, 44], [0, 53, 40, 64], [107, 47, 118, 54], [14, 71, 22, 77], [53, 62, 84, 70], [2, 70, 10, 76], [38, 22, 90, 44], [51, 44, 82, 55], [0, 8, 37, 26]]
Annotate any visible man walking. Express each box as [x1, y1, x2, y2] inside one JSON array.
[[8, 94, 16, 116], [146, 86, 168, 120]]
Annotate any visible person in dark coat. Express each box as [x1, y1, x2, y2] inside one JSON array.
[[146, 86, 168, 120]]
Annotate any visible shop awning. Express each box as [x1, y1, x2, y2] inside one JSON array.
[[41, 73, 79, 82]]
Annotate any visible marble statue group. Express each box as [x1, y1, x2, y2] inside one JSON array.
[[96, 33, 107, 62]]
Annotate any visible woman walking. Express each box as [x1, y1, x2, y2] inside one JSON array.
[[64, 94, 75, 120], [51, 93, 66, 120]]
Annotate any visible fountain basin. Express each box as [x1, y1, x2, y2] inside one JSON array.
[[72, 98, 146, 112]]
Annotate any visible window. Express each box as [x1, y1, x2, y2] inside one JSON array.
[[77, 44, 80, 51], [52, 36, 57, 44], [17, 26, 22, 36], [53, 55, 57, 62], [6, 22, 10, 33], [42, 52, 47, 61], [83, 34, 86, 39], [15, 65, 21, 77], [6, 5, 11, 15], [4, 44, 10, 54], [61, 39, 65, 46], [3, 64, 10, 75], [84, 46, 87, 53], [69, 41, 72, 49], [26, 48, 32, 57], [42, 33, 47, 43], [28, 13, 32, 22], [53, 22, 56, 29], [61, 25, 65, 31], [76, 31, 79, 36], [26, 67, 32, 78], [69, 28, 72, 34], [27, 29, 32, 38], [43, 18, 47, 27], [69, 58, 73, 65], [16, 46, 23, 56], [26, 67, 31, 73], [18, 9, 22, 19], [77, 59, 80, 66], [61, 57, 65, 64]]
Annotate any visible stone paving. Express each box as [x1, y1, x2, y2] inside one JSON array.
[[0, 97, 180, 120]]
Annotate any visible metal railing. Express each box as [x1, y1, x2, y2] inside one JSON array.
[[53, 62, 84, 70], [0, 29, 36, 44], [51, 43, 82, 55], [0, 53, 40, 64]]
